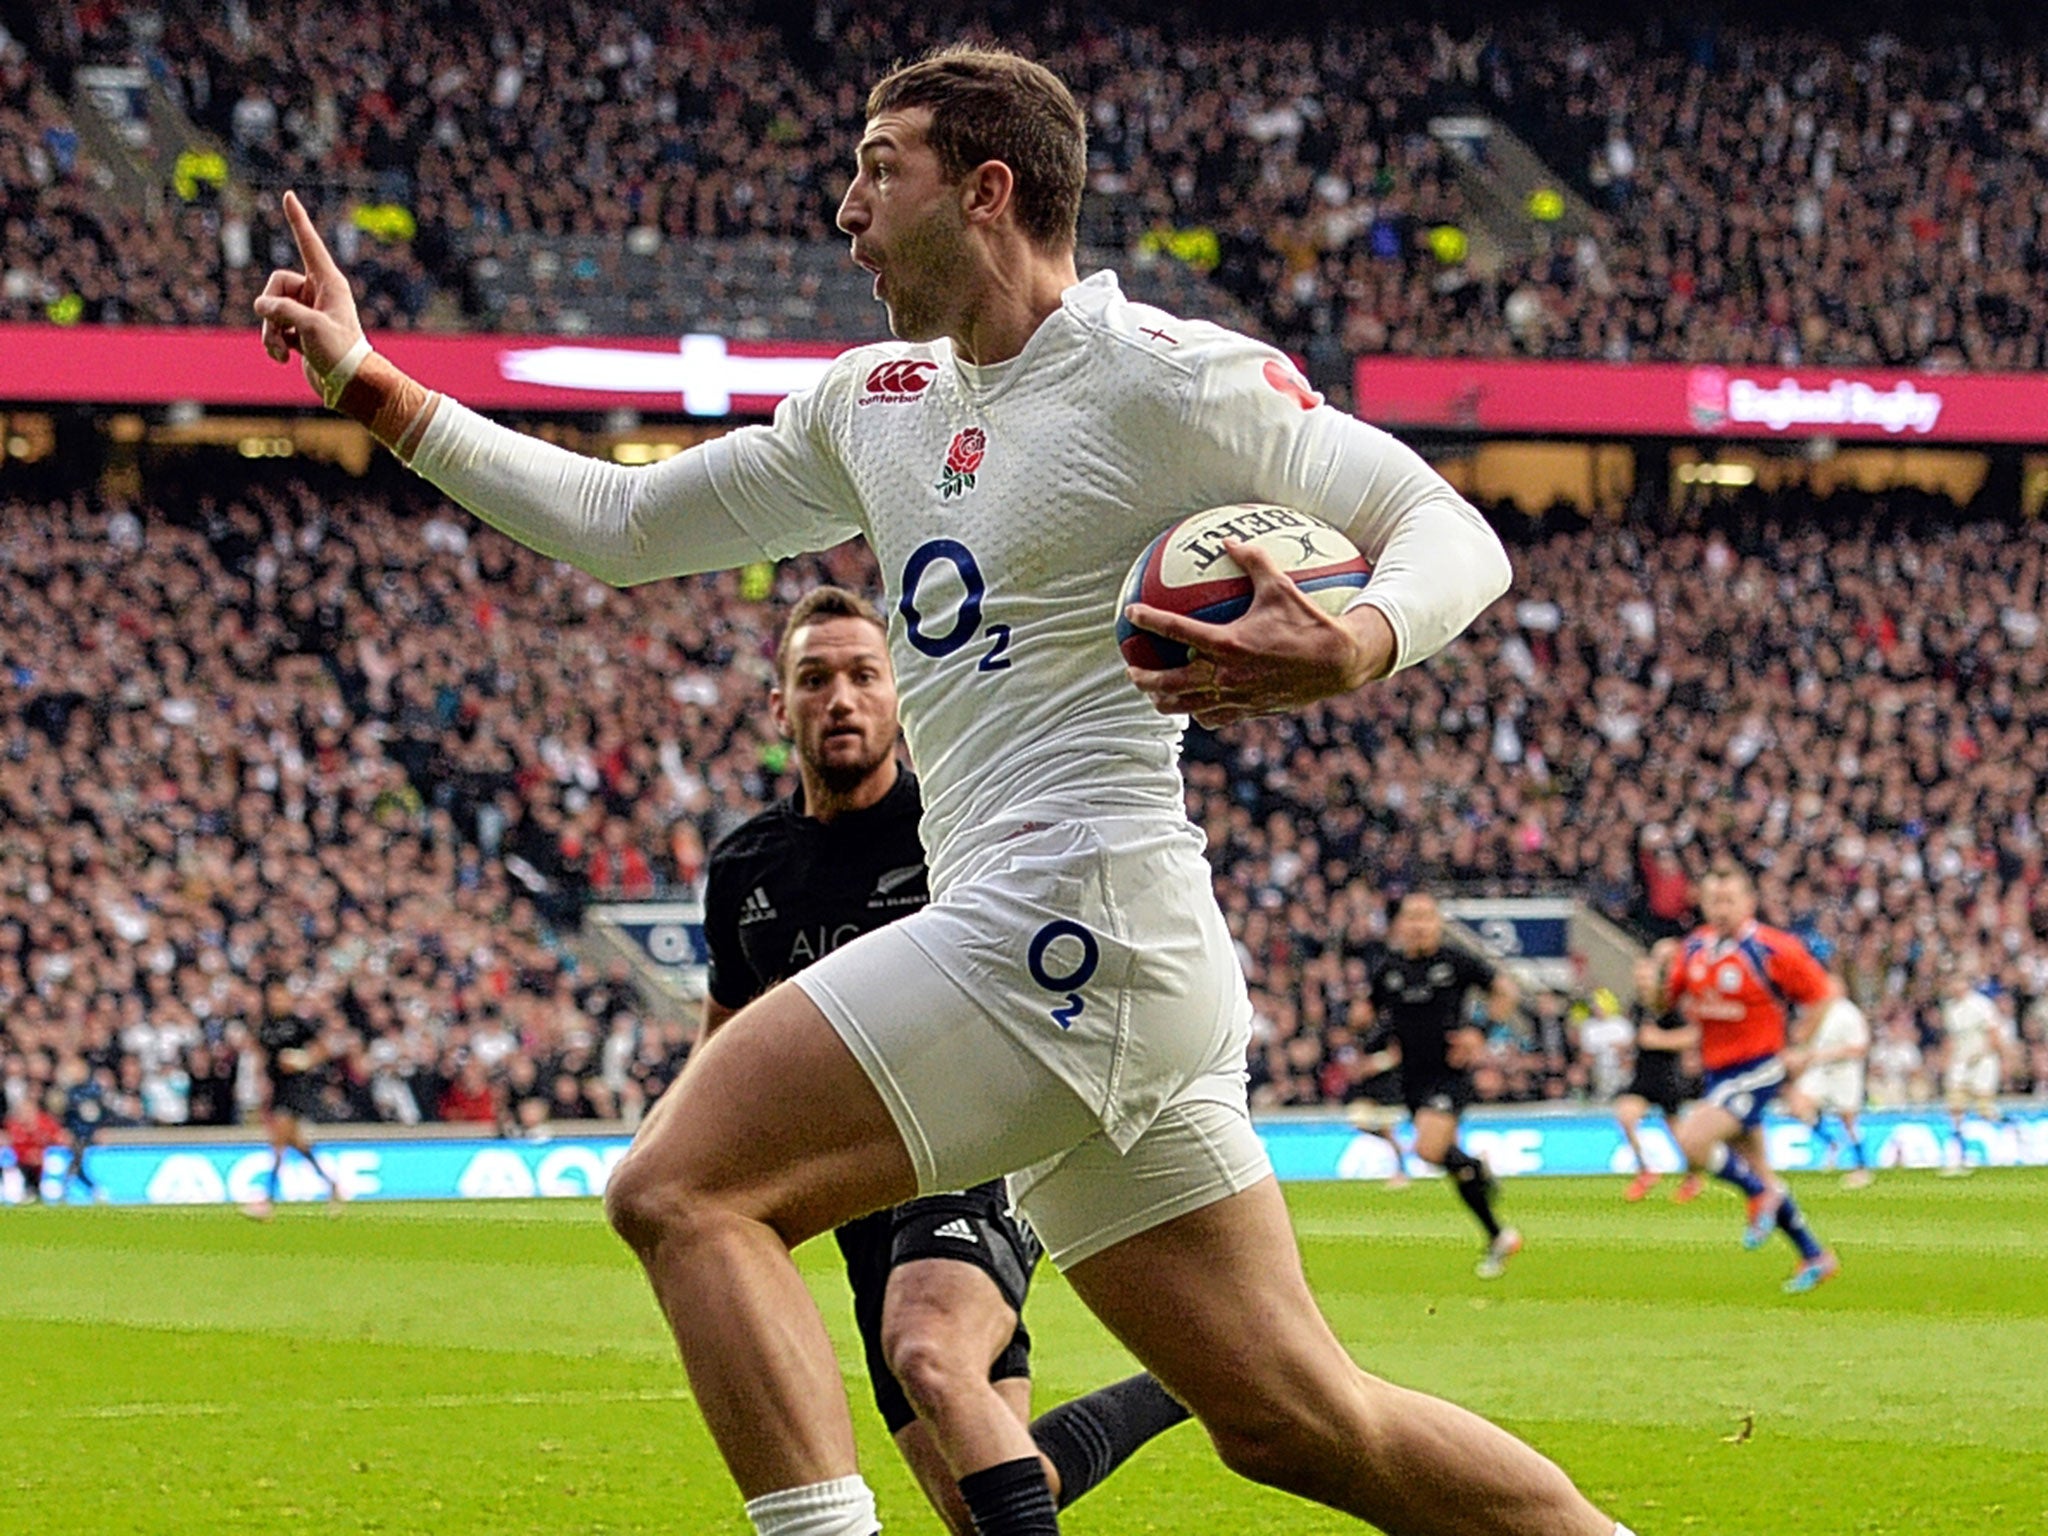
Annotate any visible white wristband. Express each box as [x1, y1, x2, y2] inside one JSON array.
[[319, 335, 374, 409]]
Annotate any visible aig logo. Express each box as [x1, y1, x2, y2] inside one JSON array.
[[860, 359, 938, 405]]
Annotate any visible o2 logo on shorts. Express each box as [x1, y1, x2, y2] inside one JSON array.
[[1028, 919, 1099, 1030], [898, 539, 1011, 672]]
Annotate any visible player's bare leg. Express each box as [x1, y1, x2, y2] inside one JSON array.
[[604, 982, 917, 1503], [893, 1374, 1038, 1535], [1065, 1178, 1614, 1535], [1837, 1107, 1873, 1187], [1412, 1107, 1516, 1275], [1613, 1094, 1659, 1199], [881, 1259, 1047, 1528]]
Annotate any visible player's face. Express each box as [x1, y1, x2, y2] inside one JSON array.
[[1391, 897, 1441, 954], [772, 617, 899, 791], [837, 109, 975, 342], [1700, 876, 1755, 934]]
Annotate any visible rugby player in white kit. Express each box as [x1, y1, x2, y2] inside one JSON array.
[[256, 45, 1627, 1536], [1936, 961, 2016, 1175], [1783, 969, 1874, 1189]]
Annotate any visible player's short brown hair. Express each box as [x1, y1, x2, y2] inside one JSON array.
[[775, 586, 887, 684], [866, 45, 1086, 251]]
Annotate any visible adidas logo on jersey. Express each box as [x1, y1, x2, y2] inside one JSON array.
[[931, 1217, 979, 1245], [738, 886, 777, 923]]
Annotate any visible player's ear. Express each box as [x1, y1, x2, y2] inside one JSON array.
[[768, 687, 791, 739], [961, 159, 1014, 229]]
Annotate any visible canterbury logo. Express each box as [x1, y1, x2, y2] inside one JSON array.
[[859, 359, 937, 403]]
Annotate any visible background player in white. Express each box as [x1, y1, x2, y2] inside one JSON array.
[[256, 45, 1628, 1536], [1783, 958, 1874, 1189], [1936, 961, 2016, 1175]]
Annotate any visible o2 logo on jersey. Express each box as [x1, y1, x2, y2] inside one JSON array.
[[898, 539, 1011, 672], [1029, 920, 1100, 1030], [860, 360, 937, 406]]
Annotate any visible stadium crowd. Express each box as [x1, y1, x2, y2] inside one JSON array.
[[3, 465, 2047, 1138], [6, 3, 2048, 376]]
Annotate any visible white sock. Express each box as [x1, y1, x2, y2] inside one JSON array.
[[744, 1475, 879, 1536], [1615, 1525, 1638, 1535]]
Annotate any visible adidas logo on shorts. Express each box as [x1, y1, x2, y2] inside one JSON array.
[[932, 1218, 979, 1244]]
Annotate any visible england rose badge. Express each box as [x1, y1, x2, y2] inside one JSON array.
[[935, 427, 986, 499]]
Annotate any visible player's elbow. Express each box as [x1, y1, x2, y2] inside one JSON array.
[[1465, 506, 1513, 607]]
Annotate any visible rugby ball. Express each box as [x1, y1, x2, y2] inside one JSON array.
[[1116, 504, 1370, 670]]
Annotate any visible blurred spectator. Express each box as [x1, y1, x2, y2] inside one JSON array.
[[6, 3, 2046, 376]]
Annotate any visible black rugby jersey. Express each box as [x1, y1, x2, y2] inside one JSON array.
[[1364, 943, 1498, 1081], [703, 769, 929, 1008], [257, 1012, 322, 1093], [1629, 1005, 1687, 1070]]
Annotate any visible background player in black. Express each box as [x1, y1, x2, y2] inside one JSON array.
[[1365, 892, 1523, 1277], [1615, 941, 1705, 1204], [53, 1055, 110, 1203], [700, 588, 1187, 1536], [245, 981, 344, 1218]]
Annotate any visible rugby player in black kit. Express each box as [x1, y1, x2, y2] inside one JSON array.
[[701, 587, 1186, 1536], [244, 983, 345, 1218], [1364, 892, 1523, 1278]]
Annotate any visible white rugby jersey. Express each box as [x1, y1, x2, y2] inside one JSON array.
[[1810, 997, 1870, 1057], [1940, 990, 2008, 1062], [411, 272, 1510, 891]]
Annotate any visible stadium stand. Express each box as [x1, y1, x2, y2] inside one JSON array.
[[6, 2, 2047, 1133], [7, 5, 2047, 378], [4, 465, 2045, 1127]]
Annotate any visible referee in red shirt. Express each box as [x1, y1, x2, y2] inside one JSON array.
[[1661, 863, 1840, 1293]]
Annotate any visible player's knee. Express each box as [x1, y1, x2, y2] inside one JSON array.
[[1673, 1124, 1711, 1167], [1199, 1367, 1384, 1495], [603, 1150, 711, 1255], [883, 1326, 981, 1420]]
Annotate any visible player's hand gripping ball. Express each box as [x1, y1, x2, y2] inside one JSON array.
[[1116, 504, 1371, 670]]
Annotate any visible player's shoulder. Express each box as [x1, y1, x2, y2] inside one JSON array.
[[707, 797, 804, 870], [1063, 272, 1251, 363], [1752, 924, 1815, 959], [1456, 944, 1497, 975], [1060, 271, 1311, 403]]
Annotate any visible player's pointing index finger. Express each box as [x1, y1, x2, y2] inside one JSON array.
[[281, 190, 342, 279]]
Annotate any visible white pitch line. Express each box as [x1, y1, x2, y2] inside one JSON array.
[[51, 1385, 692, 1422]]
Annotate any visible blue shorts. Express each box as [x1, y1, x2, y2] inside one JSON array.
[[1701, 1054, 1786, 1129]]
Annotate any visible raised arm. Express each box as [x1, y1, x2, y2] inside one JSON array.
[[254, 194, 861, 585]]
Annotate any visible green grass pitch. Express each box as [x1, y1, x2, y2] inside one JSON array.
[[3, 1172, 2043, 1534]]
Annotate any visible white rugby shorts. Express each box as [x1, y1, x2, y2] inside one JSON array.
[[1795, 1062, 1864, 1116], [1944, 1053, 2001, 1105], [794, 816, 1270, 1267]]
